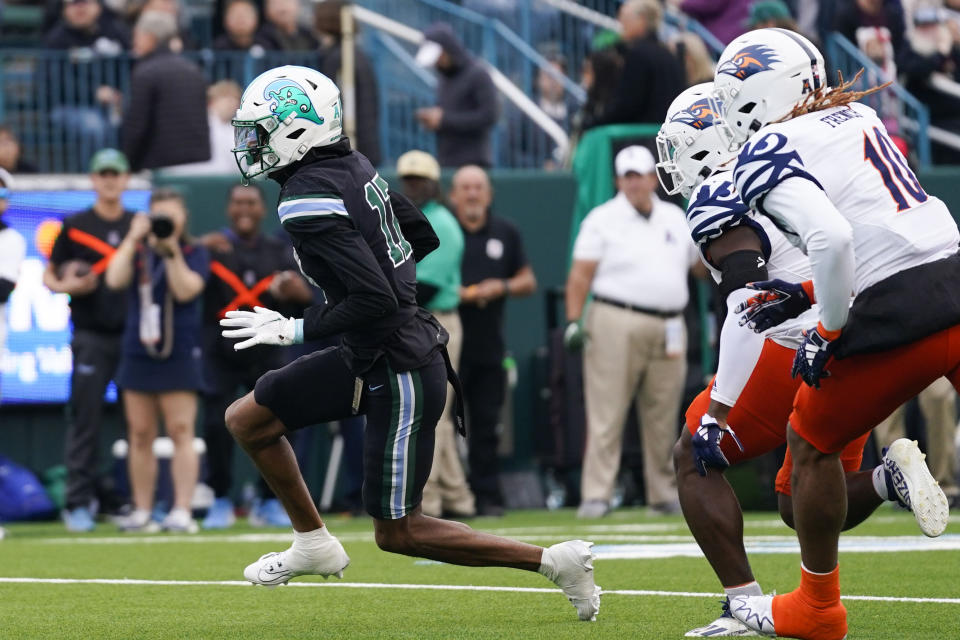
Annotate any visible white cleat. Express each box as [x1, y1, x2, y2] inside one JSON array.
[[243, 539, 350, 587], [542, 539, 601, 621], [685, 599, 760, 636], [729, 595, 777, 637], [883, 438, 950, 537]]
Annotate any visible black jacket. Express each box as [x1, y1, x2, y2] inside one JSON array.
[[423, 23, 499, 168], [121, 47, 210, 171], [257, 22, 319, 51], [43, 13, 130, 50], [319, 43, 382, 167], [587, 35, 686, 128], [212, 32, 276, 51], [269, 140, 443, 374]]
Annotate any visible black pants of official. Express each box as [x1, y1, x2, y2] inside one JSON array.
[[65, 329, 122, 510], [460, 358, 506, 507], [202, 355, 277, 499]]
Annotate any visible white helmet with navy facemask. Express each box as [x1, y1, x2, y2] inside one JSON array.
[[711, 28, 826, 152], [232, 65, 343, 181], [656, 82, 736, 199]]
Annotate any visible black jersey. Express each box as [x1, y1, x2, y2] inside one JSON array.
[[204, 230, 304, 365], [269, 140, 444, 374], [49, 207, 134, 334]]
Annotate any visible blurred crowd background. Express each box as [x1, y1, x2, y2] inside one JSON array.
[[0, 0, 958, 531]]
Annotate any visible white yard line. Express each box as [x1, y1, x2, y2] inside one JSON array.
[[0, 577, 957, 605], [33, 531, 960, 551]]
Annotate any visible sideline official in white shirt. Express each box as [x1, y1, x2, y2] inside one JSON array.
[[565, 145, 703, 518]]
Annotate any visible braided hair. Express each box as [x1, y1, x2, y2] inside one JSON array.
[[777, 69, 891, 122]]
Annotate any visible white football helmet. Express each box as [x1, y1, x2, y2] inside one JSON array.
[[656, 82, 736, 198], [711, 28, 826, 151], [232, 65, 343, 180]]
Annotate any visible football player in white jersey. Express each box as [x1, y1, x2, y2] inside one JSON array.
[[709, 28, 955, 640], [657, 84, 939, 637]]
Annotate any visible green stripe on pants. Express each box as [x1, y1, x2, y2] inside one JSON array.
[[381, 365, 402, 519], [403, 368, 424, 515]]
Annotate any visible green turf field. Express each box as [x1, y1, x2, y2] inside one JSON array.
[[1, 507, 958, 639]]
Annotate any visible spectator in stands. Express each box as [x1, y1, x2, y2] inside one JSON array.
[[44, 0, 130, 153], [415, 23, 499, 168], [43, 149, 135, 532], [668, 32, 715, 85], [44, 0, 130, 52], [314, 0, 382, 166], [507, 53, 576, 169], [679, 0, 750, 45], [900, 4, 960, 161], [537, 55, 575, 134], [571, 46, 624, 142], [535, 55, 578, 167], [105, 187, 209, 533], [121, 11, 210, 171], [583, 0, 686, 129], [198, 183, 312, 529], [564, 146, 700, 518], [258, 0, 318, 51], [0, 170, 26, 401], [124, 0, 198, 51], [397, 150, 475, 519], [161, 80, 242, 176], [213, 0, 274, 53], [0, 126, 38, 174], [453, 165, 536, 515], [873, 380, 960, 510], [835, 0, 908, 55]]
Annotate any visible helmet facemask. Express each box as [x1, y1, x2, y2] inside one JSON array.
[[232, 114, 283, 181], [657, 83, 736, 199]]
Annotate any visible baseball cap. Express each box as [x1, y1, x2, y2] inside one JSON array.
[[89, 148, 130, 174], [615, 145, 655, 176], [415, 40, 443, 67], [397, 150, 440, 181]]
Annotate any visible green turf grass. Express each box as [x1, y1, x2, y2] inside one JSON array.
[[1, 507, 957, 639]]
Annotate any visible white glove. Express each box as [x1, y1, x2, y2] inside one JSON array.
[[219, 306, 302, 351]]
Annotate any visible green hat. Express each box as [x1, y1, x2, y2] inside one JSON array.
[[747, 0, 791, 27], [89, 148, 130, 174]]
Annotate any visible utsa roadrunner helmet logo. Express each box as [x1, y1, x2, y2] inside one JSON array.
[[669, 100, 721, 130], [264, 79, 324, 125], [717, 44, 780, 80]]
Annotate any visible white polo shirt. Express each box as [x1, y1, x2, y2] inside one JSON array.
[[573, 192, 697, 312]]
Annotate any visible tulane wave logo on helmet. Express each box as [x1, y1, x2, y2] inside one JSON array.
[[264, 79, 324, 125], [670, 100, 721, 130], [717, 44, 779, 80]]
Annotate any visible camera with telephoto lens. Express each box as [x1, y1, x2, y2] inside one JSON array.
[[150, 215, 175, 239]]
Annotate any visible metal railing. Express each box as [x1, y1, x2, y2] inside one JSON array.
[[0, 43, 571, 172], [825, 32, 931, 168], [0, 48, 326, 173], [352, 5, 571, 169]]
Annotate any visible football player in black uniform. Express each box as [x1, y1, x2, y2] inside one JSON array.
[[219, 66, 600, 621]]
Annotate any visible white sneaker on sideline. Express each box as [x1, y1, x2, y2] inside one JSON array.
[[541, 540, 601, 621], [162, 508, 199, 534], [117, 509, 160, 533], [686, 599, 760, 636], [243, 537, 350, 587], [883, 439, 950, 537]]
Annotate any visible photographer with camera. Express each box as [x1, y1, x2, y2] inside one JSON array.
[[44, 149, 135, 532], [105, 187, 210, 533]]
